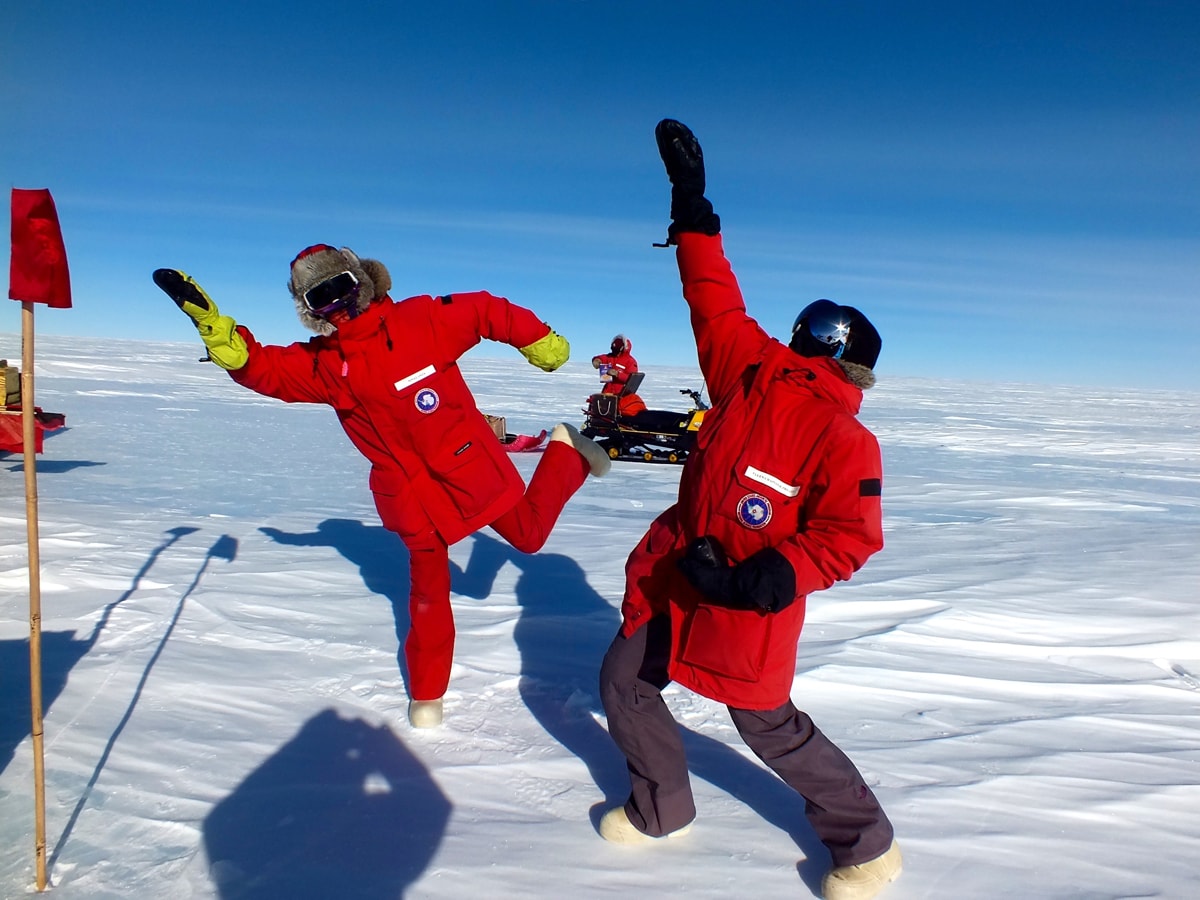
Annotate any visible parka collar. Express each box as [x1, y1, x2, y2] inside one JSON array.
[[329, 296, 392, 344], [778, 351, 863, 415]]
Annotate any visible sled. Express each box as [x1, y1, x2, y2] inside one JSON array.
[[1, 361, 67, 453], [0, 405, 67, 454], [501, 429, 548, 452], [484, 414, 547, 453]]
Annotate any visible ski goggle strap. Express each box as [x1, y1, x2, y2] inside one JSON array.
[[303, 270, 360, 315]]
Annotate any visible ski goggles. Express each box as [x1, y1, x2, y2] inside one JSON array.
[[303, 271, 360, 317], [792, 299, 851, 358]]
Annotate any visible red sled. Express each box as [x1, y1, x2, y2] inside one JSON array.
[[484, 414, 546, 453], [0, 405, 67, 454], [500, 429, 547, 453]]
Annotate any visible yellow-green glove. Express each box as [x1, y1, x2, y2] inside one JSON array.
[[152, 268, 249, 370], [519, 329, 569, 372]]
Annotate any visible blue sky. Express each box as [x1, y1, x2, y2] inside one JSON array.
[[3, 1, 1197, 389]]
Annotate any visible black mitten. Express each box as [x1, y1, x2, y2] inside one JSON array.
[[677, 536, 796, 613], [677, 536, 734, 602], [655, 119, 721, 242], [731, 546, 796, 613]]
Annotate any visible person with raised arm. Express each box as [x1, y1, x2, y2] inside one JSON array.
[[597, 121, 901, 900]]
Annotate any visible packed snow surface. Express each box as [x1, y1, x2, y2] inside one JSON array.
[[2, 334, 1198, 898]]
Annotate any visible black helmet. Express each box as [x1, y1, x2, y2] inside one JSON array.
[[789, 299, 881, 370]]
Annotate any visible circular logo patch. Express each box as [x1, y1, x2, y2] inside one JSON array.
[[414, 388, 440, 413], [736, 493, 773, 529]]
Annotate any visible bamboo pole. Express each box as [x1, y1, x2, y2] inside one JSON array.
[[22, 300, 49, 891]]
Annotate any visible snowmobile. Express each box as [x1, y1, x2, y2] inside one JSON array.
[[580, 372, 707, 464]]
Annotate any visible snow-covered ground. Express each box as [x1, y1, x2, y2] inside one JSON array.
[[2, 332, 1198, 899]]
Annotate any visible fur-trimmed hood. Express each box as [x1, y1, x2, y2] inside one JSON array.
[[288, 244, 393, 335], [836, 359, 876, 390]]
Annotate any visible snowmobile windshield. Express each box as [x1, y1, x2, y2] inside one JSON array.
[[303, 271, 360, 318]]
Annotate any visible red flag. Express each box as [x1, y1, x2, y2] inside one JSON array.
[[9, 188, 72, 309]]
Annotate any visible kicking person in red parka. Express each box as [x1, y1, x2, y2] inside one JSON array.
[[153, 244, 610, 728], [596, 121, 901, 900]]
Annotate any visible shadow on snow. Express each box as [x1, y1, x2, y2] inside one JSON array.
[[48, 530, 236, 871], [202, 708, 449, 900], [1, 526, 200, 780], [256, 519, 830, 881], [456, 530, 829, 876]]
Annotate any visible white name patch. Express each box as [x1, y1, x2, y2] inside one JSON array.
[[394, 365, 436, 392], [743, 465, 800, 498]]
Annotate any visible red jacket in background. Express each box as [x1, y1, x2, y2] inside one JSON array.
[[592, 340, 639, 396], [620, 233, 884, 709], [592, 337, 646, 416], [230, 291, 552, 546]]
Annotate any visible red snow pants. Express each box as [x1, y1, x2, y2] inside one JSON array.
[[398, 440, 589, 700]]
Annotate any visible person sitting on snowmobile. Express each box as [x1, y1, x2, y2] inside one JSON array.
[[592, 334, 647, 416], [152, 244, 611, 730]]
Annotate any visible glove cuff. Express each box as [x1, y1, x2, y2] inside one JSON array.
[[200, 317, 249, 370], [668, 191, 721, 242], [519, 330, 570, 372]]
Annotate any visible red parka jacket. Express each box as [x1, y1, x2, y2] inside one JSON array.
[[592, 340, 639, 396], [229, 291, 553, 546], [592, 338, 646, 415], [621, 233, 884, 709]]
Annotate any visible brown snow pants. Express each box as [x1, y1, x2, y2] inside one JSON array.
[[599, 615, 895, 866]]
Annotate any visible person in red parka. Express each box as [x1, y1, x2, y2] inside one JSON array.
[[153, 244, 611, 729], [596, 121, 901, 900], [591, 334, 646, 416]]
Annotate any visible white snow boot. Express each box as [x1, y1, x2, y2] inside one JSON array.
[[821, 840, 902, 900], [598, 806, 691, 845], [408, 698, 444, 728], [550, 422, 611, 477]]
